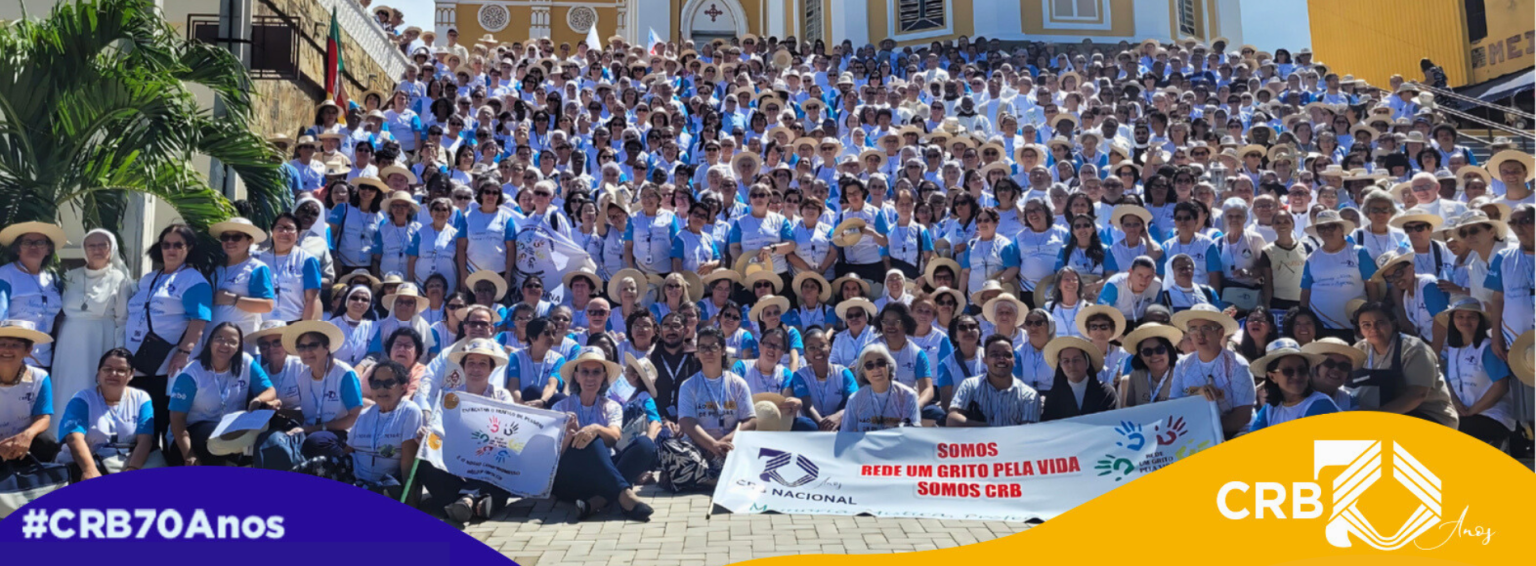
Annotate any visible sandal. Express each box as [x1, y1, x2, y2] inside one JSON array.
[[572, 499, 596, 522]]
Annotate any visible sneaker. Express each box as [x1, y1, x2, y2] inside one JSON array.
[[622, 501, 654, 522]]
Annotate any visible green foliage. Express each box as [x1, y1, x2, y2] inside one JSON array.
[[0, 0, 289, 265]]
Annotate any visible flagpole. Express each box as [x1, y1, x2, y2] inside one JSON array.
[[399, 457, 421, 505]]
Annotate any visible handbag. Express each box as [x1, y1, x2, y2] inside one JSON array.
[[130, 270, 177, 376], [1221, 286, 1260, 312], [0, 455, 70, 518], [96, 450, 168, 474]]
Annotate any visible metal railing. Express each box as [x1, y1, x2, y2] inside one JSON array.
[[1357, 82, 1534, 155], [1413, 81, 1535, 122], [317, 0, 411, 85]]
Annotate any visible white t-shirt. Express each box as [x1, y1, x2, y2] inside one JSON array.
[[840, 382, 921, 432], [676, 371, 755, 439], [348, 402, 424, 483]]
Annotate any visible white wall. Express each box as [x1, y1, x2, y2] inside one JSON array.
[[972, 0, 1023, 41], [835, 0, 868, 47], [634, 0, 670, 41], [1237, 0, 1309, 52], [1214, 0, 1245, 47]]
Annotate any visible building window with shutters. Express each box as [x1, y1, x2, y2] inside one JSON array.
[[805, 0, 823, 44], [1177, 0, 1197, 36], [1464, 0, 1488, 43], [1050, 0, 1100, 21], [898, 0, 945, 33]]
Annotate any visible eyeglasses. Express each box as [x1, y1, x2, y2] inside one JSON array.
[[454, 195, 472, 201], [697, 342, 723, 352], [1511, 216, 1534, 227], [1139, 344, 1169, 357], [862, 359, 890, 370], [16, 237, 50, 248], [294, 342, 325, 352], [462, 320, 492, 329]]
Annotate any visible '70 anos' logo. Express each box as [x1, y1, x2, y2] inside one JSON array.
[[1216, 440, 1495, 551]]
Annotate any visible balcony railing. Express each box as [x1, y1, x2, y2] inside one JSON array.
[[318, 0, 411, 83]]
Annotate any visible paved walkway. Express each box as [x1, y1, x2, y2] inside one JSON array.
[[462, 486, 1031, 566]]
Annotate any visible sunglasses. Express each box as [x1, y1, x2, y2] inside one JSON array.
[[863, 359, 890, 370], [1139, 344, 1169, 357], [160, 241, 188, 250], [1403, 223, 1432, 233], [462, 320, 492, 329], [1024, 319, 1048, 327], [294, 342, 326, 352], [219, 233, 250, 243], [368, 379, 401, 389], [1270, 366, 1308, 378], [1319, 359, 1352, 372]]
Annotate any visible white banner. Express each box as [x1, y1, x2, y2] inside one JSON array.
[[513, 221, 596, 301], [420, 391, 568, 498], [712, 397, 1224, 522]]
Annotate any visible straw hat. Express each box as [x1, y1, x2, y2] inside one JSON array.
[[979, 161, 1010, 179], [560, 346, 621, 386], [858, 148, 885, 167], [791, 271, 833, 302], [1369, 250, 1416, 283], [1304, 209, 1356, 237], [751, 397, 795, 432], [675, 271, 705, 302], [352, 176, 389, 192], [933, 238, 953, 259], [448, 337, 510, 369], [340, 269, 382, 292], [1388, 207, 1443, 231], [731, 151, 762, 173], [749, 295, 791, 324], [1433, 296, 1489, 329], [1247, 337, 1322, 379], [1456, 165, 1493, 187], [830, 274, 870, 297], [379, 165, 419, 184], [466, 270, 508, 301], [245, 320, 289, 344], [923, 258, 961, 287], [380, 190, 421, 215], [830, 218, 867, 247], [281, 320, 346, 354], [1043, 336, 1104, 370], [1075, 304, 1127, 339], [209, 217, 268, 244], [1300, 337, 1366, 368], [982, 293, 1027, 324], [382, 282, 425, 312], [1120, 323, 1184, 356], [1110, 204, 1153, 227], [1453, 209, 1509, 239], [1510, 331, 1535, 387], [701, 269, 742, 294], [561, 269, 602, 293], [0, 319, 51, 345], [623, 351, 659, 399], [0, 221, 67, 248], [1487, 150, 1535, 182], [1170, 304, 1239, 336], [969, 279, 1006, 307], [930, 286, 966, 310], [324, 161, 352, 176], [741, 265, 782, 294], [765, 126, 795, 144], [834, 297, 876, 321]]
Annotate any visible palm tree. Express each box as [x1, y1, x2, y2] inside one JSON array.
[[0, 0, 288, 256]]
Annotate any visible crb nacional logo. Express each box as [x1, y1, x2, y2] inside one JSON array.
[[758, 448, 820, 487], [1218, 440, 1443, 551]]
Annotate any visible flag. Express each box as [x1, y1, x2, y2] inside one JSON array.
[[424, 391, 567, 498], [324, 7, 349, 125], [648, 28, 664, 55], [512, 218, 596, 301], [584, 24, 602, 53]]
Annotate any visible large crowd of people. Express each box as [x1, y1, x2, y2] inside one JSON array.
[[1, 25, 1533, 526]]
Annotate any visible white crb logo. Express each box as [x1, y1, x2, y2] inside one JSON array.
[[1217, 440, 1442, 552], [1316, 440, 1440, 551]]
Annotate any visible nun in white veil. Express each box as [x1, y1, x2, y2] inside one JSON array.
[[294, 195, 337, 285], [53, 228, 136, 421]]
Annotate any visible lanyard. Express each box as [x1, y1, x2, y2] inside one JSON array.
[[702, 374, 730, 417], [659, 355, 688, 385]]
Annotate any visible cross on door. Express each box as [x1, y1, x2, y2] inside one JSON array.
[[704, 3, 723, 21]]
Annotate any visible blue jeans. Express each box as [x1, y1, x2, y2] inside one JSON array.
[[520, 384, 568, 408], [552, 442, 631, 503], [615, 436, 659, 484], [791, 416, 819, 431]]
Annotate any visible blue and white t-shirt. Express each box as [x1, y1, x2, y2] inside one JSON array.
[[454, 207, 521, 273], [373, 219, 421, 277], [671, 229, 720, 272], [168, 354, 273, 426], [835, 204, 891, 265], [627, 210, 683, 274], [1484, 247, 1534, 342], [125, 267, 213, 376], [676, 370, 755, 439], [729, 212, 794, 273], [788, 364, 857, 417], [959, 235, 1014, 295], [328, 204, 384, 267], [56, 386, 152, 462], [0, 366, 52, 438], [348, 401, 424, 483], [1250, 391, 1339, 431], [255, 248, 323, 323], [409, 223, 460, 290], [1300, 245, 1377, 330], [0, 264, 62, 367]]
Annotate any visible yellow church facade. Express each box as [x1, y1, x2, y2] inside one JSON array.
[[434, 0, 1313, 53]]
